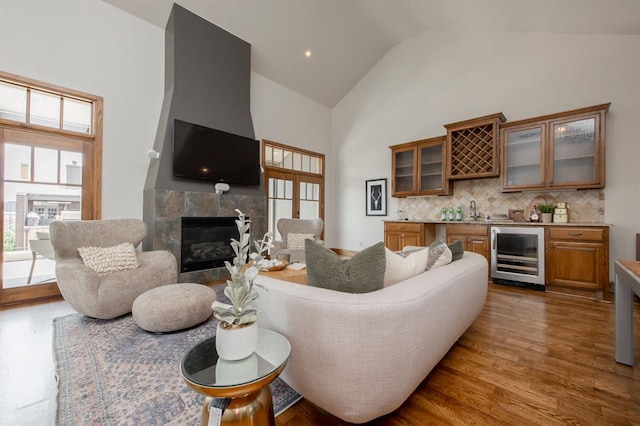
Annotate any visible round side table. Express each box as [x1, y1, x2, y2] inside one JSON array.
[[181, 328, 291, 426]]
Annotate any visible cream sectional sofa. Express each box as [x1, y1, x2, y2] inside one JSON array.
[[255, 251, 488, 424]]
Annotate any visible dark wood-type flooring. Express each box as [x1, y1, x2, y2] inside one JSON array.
[[1, 284, 639, 425]]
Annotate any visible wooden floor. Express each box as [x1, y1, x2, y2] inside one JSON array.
[[1, 285, 639, 425]]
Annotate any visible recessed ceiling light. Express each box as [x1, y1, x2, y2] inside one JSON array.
[[305, 50, 312, 58]]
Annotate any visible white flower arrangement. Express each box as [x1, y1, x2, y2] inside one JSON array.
[[211, 209, 272, 327]]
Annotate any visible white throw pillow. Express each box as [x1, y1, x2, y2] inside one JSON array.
[[287, 233, 315, 250], [384, 247, 429, 287], [78, 242, 139, 275], [426, 242, 452, 270]]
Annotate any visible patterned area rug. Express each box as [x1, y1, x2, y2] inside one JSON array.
[[53, 302, 301, 425]]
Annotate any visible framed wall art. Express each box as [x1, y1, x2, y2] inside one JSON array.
[[366, 178, 387, 216]]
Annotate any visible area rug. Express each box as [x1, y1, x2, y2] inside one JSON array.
[[53, 309, 301, 425]]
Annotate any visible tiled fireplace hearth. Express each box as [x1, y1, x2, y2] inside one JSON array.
[[144, 189, 266, 284]]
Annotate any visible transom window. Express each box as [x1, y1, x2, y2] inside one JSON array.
[[0, 80, 93, 134]]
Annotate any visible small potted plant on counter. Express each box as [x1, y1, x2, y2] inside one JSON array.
[[537, 202, 555, 223]]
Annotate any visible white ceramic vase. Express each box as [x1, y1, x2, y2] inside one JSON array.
[[216, 321, 258, 361], [542, 213, 553, 223]]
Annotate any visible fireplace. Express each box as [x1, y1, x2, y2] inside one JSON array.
[[180, 217, 240, 273]]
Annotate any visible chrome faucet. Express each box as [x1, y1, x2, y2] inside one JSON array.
[[469, 200, 477, 220]]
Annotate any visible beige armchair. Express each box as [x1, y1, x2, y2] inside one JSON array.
[[271, 218, 324, 263], [49, 219, 177, 319]]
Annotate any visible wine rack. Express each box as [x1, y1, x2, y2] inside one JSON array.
[[444, 112, 506, 180]]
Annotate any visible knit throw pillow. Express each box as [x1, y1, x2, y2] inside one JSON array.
[[78, 242, 139, 275], [426, 241, 452, 271], [305, 239, 385, 293], [287, 233, 315, 250]]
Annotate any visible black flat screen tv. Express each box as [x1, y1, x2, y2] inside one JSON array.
[[173, 119, 260, 185]]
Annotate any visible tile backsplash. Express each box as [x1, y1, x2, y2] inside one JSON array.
[[396, 178, 604, 223]]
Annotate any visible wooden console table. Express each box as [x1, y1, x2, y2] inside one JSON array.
[[615, 260, 640, 366]]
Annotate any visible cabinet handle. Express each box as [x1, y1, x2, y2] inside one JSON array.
[[567, 232, 583, 236]]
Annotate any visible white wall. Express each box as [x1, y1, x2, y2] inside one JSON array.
[[251, 73, 333, 235], [331, 31, 640, 270], [0, 0, 164, 220]]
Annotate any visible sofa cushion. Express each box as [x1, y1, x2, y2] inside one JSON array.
[[426, 241, 452, 270], [78, 242, 139, 275], [305, 239, 385, 293], [287, 233, 315, 250], [384, 247, 429, 287]]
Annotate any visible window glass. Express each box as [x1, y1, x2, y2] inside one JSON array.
[[30, 90, 61, 128], [272, 148, 283, 168], [265, 145, 273, 166], [285, 180, 293, 199], [34, 147, 58, 183], [0, 82, 27, 122], [283, 150, 293, 169], [60, 151, 83, 184], [310, 157, 320, 174], [4, 144, 31, 181], [63, 98, 92, 133], [293, 153, 302, 171], [302, 155, 311, 172]]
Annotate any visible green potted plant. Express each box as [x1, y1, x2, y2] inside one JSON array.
[[212, 209, 272, 360], [537, 202, 555, 223]]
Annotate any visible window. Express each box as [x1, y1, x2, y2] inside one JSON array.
[[0, 71, 102, 305], [0, 80, 93, 134]]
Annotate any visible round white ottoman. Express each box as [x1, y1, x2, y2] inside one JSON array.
[[132, 283, 217, 332]]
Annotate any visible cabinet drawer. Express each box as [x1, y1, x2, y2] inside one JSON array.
[[446, 224, 488, 236], [385, 222, 423, 233], [548, 227, 604, 242]]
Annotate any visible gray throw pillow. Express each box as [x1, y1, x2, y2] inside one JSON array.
[[305, 240, 385, 293], [448, 240, 464, 261]]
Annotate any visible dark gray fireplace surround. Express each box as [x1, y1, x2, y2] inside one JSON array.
[[143, 4, 265, 284]]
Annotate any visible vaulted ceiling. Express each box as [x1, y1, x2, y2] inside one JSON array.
[[102, 0, 640, 107]]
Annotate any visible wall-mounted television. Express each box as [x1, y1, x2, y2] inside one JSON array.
[[173, 119, 260, 185]]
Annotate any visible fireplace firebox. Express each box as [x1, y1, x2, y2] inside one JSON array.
[[180, 217, 240, 272]]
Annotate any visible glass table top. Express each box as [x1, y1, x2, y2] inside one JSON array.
[[181, 328, 291, 388]]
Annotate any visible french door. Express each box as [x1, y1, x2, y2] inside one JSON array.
[[263, 140, 325, 241], [0, 128, 97, 304], [266, 170, 323, 239]]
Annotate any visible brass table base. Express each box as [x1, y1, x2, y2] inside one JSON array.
[[202, 386, 275, 426]]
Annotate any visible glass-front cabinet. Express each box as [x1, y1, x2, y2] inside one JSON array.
[[501, 103, 609, 192], [390, 136, 450, 197], [550, 116, 599, 186], [502, 124, 546, 190], [391, 146, 415, 196]]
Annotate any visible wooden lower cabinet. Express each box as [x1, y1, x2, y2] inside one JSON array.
[[384, 222, 435, 251], [445, 224, 490, 274], [545, 226, 609, 300]]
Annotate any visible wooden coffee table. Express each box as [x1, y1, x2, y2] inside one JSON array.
[[259, 265, 307, 285]]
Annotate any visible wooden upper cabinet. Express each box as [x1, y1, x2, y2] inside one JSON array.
[[390, 136, 450, 197], [444, 113, 506, 180], [501, 103, 610, 192]]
